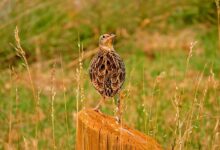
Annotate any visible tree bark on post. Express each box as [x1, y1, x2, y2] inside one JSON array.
[[76, 109, 163, 150]]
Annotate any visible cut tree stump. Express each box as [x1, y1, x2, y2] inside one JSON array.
[[76, 109, 163, 150]]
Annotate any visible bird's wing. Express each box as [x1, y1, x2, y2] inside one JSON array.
[[89, 52, 105, 95], [111, 52, 126, 88], [104, 52, 126, 96]]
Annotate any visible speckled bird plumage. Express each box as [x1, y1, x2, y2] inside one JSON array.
[[89, 34, 126, 98]]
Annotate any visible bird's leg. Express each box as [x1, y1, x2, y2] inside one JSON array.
[[93, 97, 105, 113], [115, 93, 122, 124]]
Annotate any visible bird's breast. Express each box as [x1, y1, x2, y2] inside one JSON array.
[[89, 51, 125, 97]]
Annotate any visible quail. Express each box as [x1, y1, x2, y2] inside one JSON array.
[[89, 33, 126, 123]]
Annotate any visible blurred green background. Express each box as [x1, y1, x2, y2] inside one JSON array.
[[0, 0, 219, 149]]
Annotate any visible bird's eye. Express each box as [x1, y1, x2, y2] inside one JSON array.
[[102, 35, 105, 38]]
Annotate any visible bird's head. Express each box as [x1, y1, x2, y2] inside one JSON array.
[[99, 33, 116, 51]]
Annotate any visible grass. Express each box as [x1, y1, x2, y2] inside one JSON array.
[[0, 0, 220, 149]]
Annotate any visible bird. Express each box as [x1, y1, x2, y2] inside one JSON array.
[[89, 33, 126, 123]]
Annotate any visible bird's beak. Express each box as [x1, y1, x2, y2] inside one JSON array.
[[105, 34, 116, 46], [109, 34, 116, 39], [107, 34, 116, 41]]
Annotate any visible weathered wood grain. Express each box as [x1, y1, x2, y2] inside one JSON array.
[[76, 109, 163, 150]]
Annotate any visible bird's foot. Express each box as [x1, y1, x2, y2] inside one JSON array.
[[93, 107, 102, 114], [115, 116, 121, 124]]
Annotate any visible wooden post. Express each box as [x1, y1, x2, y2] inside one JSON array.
[[76, 109, 163, 150]]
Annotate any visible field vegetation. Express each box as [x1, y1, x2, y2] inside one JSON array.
[[0, 0, 219, 149]]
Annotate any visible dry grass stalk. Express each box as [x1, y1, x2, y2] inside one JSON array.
[[216, 0, 220, 51], [14, 26, 40, 140], [211, 118, 220, 150], [50, 63, 56, 149], [14, 27, 37, 104], [172, 41, 205, 150], [60, 56, 70, 143], [185, 41, 197, 75], [75, 38, 85, 148]]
